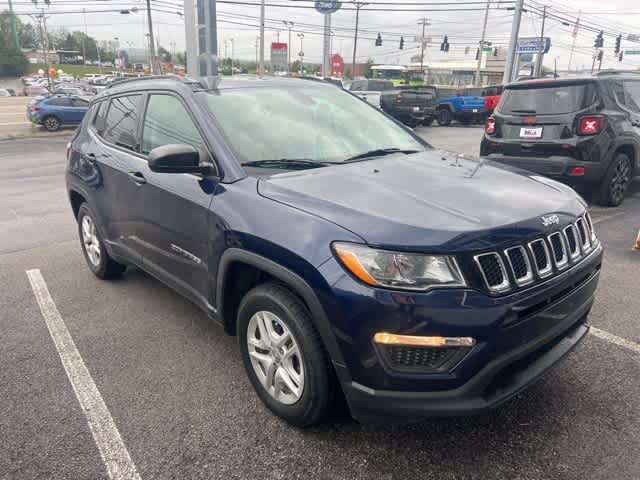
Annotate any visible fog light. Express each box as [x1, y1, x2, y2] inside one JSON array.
[[569, 166, 585, 176], [373, 332, 475, 347]]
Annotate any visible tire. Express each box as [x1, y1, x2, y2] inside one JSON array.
[[43, 116, 61, 132], [238, 282, 335, 427], [404, 118, 420, 128], [595, 153, 633, 207], [437, 109, 452, 126], [422, 117, 434, 127], [77, 203, 126, 279]]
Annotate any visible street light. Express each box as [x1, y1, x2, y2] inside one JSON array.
[[297, 33, 304, 74], [283, 20, 294, 73]]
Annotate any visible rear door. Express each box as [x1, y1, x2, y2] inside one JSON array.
[[495, 80, 599, 156], [70, 97, 90, 123], [47, 97, 75, 123]]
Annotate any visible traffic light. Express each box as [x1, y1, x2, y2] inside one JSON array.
[[399, 36, 404, 50], [440, 35, 450, 52], [597, 50, 604, 62], [493, 47, 498, 57], [475, 48, 480, 61], [375, 33, 382, 47], [594, 30, 604, 49], [615, 34, 622, 54], [619, 51, 624, 62]]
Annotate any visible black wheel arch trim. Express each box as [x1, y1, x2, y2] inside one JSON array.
[[216, 248, 350, 378]]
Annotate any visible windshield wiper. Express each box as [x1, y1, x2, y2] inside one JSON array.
[[241, 159, 338, 169], [344, 148, 421, 162]]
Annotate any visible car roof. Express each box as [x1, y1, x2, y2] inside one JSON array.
[[507, 72, 640, 89], [97, 74, 338, 100]]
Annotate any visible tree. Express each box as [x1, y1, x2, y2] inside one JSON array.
[[364, 58, 374, 78], [175, 51, 186, 67], [0, 11, 28, 75], [157, 45, 171, 63], [344, 68, 352, 80]]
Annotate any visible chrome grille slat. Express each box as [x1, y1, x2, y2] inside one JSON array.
[[474, 253, 510, 293], [548, 232, 569, 270], [528, 239, 553, 278], [563, 225, 581, 261], [505, 246, 534, 287]]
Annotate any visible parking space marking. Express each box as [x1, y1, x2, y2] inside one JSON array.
[[590, 327, 640, 355], [26, 269, 142, 480], [591, 211, 627, 226]]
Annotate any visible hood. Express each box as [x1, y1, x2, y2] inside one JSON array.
[[257, 150, 586, 251]]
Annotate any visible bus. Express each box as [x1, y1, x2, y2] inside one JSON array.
[[370, 65, 425, 86]]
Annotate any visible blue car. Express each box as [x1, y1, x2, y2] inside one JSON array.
[[29, 94, 90, 131], [66, 76, 602, 426]]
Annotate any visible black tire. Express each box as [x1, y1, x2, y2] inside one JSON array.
[[77, 203, 126, 279], [422, 117, 434, 127], [42, 115, 61, 132], [595, 153, 633, 207], [237, 283, 335, 427], [404, 118, 420, 128], [437, 109, 452, 126]]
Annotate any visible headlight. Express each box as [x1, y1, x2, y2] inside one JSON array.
[[333, 242, 466, 291]]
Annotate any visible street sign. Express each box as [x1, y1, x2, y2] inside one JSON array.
[[625, 50, 640, 55], [516, 37, 551, 54], [520, 54, 534, 62], [627, 34, 639, 42], [483, 47, 493, 52], [314, 0, 341, 14]]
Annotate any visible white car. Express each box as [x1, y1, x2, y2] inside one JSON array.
[[345, 79, 395, 108]]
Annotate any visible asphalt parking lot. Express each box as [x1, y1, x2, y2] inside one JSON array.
[[1, 130, 639, 480]]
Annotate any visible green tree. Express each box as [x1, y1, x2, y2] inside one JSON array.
[[0, 11, 28, 75], [157, 45, 171, 63], [364, 58, 374, 78]]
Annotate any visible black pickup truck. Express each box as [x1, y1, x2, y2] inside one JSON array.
[[380, 85, 438, 127]]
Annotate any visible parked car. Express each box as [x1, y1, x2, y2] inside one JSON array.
[[346, 79, 394, 107], [482, 85, 503, 115], [481, 72, 640, 206], [30, 94, 90, 131], [24, 85, 49, 96], [52, 86, 87, 96], [0, 88, 15, 97], [436, 91, 486, 126], [67, 75, 602, 427], [58, 74, 75, 83], [380, 84, 439, 127]]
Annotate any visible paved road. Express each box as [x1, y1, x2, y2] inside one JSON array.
[[1, 132, 639, 480], [0, 97, 33, 137]]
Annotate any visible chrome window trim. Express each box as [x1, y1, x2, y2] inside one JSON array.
[[473, 252, 511, 293], [505, 245, 534, 287], [528, 239, 553, 278], [548, 232, 569, 270]]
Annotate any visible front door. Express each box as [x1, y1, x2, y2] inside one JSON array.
[[132, 93, 218, 308]]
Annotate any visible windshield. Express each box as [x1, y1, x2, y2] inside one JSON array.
[[372, 69, 405, 81], [500, 83, 597, 115], [201, 85, 425, 165]]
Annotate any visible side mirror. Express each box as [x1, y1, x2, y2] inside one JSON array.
[[148, 144, 206, 174]]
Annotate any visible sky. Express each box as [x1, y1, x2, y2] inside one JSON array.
[[7, 0, 640, 71]]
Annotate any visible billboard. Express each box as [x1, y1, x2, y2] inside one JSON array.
[[271, 42, 288, 73]]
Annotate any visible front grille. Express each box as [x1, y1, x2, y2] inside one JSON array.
[[474, 253, 510, 292], [383, 345, 469, 372], [474, 213, 597, 295]]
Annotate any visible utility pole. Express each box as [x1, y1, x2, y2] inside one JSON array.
[[145, 0, 157, 73], [418, 18, 430, 74], [184, 0, 198, 75], [197, 0, 218, 80], [534, 5, 546, 77], [475, 1, 490, 87], [322, 14, 331, 77], [230, 38, 234, 75], [298, 33, 304, 74], [567, 11, 580, 72], [283, 21, 294, 73], [351, 2, 366, 78], [255, 37, 259, 73], [8, 0, 19, 49], [259, 0, 265, 75], [503, 0, 524, 84]]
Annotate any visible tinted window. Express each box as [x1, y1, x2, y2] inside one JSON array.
[[72, 98, 89, 108], [101, 95, 142, 151], [141, 94, 204, 155], [48, 97, 73, 107], [622, 81, 640, 113], [367, 80, 394, 91], [202, 86, 424, 164], [499, 83, 597, 115]]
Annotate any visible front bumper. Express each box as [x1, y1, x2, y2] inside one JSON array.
[[320, 243, 602, 422]]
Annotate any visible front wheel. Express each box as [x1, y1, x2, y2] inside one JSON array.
[[238, 283, 335, 427], [437, 109, 452, 126], [77, 203, 126, 278], [595, 153, 633, 207]]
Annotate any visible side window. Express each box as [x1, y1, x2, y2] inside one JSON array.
[[72, 98, 89, 108], [623, 81, 640, 113], [100, 95, 142, 151], [141, 94, 205, 155], [49, 97, 73, 107], [350, 81, 365, 92]]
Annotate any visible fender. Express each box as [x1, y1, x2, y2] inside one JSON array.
[[437, 101, 456, 113], [216, 248, 349, 377]]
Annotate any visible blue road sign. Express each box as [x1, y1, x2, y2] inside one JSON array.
[[517, 37, 552, 54], [315, 0, 341, 14]]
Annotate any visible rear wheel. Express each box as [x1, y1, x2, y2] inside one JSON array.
[[43, 116, 60, 132], [596, 153, 632, 207], [238, 283, 335, 427], [77, 203, 126, 279], [422, 117, 434, 127], [437, 109, 452, 126]]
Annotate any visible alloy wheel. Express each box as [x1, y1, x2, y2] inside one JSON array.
[[81, 215, 101, 267], [610, 157, 631, 204], [246, 310, 305, 405]]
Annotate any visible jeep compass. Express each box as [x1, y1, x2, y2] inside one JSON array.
[[67, 76, 603, 426]]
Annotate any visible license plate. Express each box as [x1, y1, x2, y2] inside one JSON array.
[[472, 109, 479, 113], [412, 106, 420, 112], [520, 127, 543, 138]]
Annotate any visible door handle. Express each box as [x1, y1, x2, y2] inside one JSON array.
[[127, 171, 147, 185], [85, 153, 96, 163]]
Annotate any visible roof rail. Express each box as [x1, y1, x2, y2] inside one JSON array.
[[593, 69, 640, 77], [106, 74, 209, 89]]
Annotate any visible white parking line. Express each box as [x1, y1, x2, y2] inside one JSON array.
[[26, 269, 141, 480], [592, 211, 626, 225], [590, 327, 640, 355]]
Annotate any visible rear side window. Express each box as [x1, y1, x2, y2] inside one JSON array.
[[100, 95, 142, 151], [72, 98, 89, 108], [619, 81, 640, 113], [367, 80, 394, 91], [499, 83, 597, 115], [48, 97, 73, 107]]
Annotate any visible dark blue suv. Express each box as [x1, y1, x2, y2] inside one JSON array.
[[66, 76, 603, 426]]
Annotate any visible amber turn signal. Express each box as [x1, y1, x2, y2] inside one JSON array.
[[373, 332, 476, 348]]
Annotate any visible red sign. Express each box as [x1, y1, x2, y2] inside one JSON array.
[[271, 42, 287, 50], [330, 54, 344, 76]]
